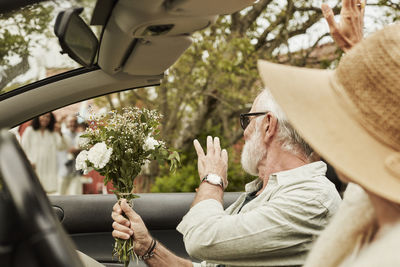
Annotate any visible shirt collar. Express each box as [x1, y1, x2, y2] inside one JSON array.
[[244, 178, 263, 193], [271, 161, 327, 185], [244, 161, 327, 192]]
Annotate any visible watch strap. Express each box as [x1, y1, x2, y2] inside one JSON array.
[[201, 174, 224, 189]]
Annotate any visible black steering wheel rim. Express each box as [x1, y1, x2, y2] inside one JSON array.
[[0, 130, 84, 267]]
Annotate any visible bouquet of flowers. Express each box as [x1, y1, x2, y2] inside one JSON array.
[[75, 107, 179, 266]]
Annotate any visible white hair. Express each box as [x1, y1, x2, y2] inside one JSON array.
[[258, 89, 314, 159], [241, 117, 267, 176]]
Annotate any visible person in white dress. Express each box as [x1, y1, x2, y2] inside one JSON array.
[[21, 112, 67, 194]]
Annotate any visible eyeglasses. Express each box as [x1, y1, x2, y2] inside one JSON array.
[[240, 112, 268, 130]]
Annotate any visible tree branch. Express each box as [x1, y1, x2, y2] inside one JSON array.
[[230, 12, 242, 33], [240, 0, 274, 34], [0, 54, 29, 91], [254, 6, 291, 51], [300, 32, 331, 66], [369, 1, 400, 10]]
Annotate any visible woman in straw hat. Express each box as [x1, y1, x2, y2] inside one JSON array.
[[257, 0, 400, 266]]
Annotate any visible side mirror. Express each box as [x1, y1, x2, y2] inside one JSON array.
[[54, 7, 98, 67]]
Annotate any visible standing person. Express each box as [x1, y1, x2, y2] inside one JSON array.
[[108, 88, 341, 267], [59, 115, 82, 195], [257, 13, 400, 267], [55, 119, 69, 192], [21, 112, 67, 194]]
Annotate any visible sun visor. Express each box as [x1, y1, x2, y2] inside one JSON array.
[[97, 0, 255, 75], [122, 36, 192, 76], [165, 0, 255, 16]]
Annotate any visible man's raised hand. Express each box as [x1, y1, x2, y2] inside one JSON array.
[[193, 136, 228, 189]]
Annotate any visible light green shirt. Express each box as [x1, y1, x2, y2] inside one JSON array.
[[177, 161, 341, 267]]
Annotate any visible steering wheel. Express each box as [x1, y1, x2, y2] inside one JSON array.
[[0, 130, 84, 267]]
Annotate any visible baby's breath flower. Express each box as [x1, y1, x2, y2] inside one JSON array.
[[78, 136, 90, 148]]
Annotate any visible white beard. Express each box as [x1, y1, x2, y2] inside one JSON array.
[[241, 124, 267, 176]]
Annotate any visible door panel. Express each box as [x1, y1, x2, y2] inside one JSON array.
[[49, 192, 241, 266]]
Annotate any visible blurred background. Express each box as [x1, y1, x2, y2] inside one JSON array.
[[2, 0, 399, 195]]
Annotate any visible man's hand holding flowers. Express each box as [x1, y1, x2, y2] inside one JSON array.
[[112, 199, 153, 256]]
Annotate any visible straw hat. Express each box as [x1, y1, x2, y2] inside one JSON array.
[[258, 23, 400, 204]]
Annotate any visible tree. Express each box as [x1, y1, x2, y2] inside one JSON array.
[[95, 1, 400, 192], [0, 0, 97, 91], [152, 1, 399, 192], [0, 3, 53, 90]]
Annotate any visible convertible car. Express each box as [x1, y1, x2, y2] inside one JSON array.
[[0, 0, 253, 266]]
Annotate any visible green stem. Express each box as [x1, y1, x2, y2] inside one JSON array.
[[112, 192, 139, 266]]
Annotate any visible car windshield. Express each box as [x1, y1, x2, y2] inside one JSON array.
[[0, 0, 98, 95]]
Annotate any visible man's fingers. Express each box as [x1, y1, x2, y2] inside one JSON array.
[[360, 0, 366, 23], [350, 0, 357, 10], [193, 139, 205, 158], [221, 149, 228, 165], [321, 4, 338, 32], [342, 0, 351, 9], [322, 4, 343, 45], [113, 201, 122, 213], [330, 31, 347, 49], [112, 221, 133, 235], [112, 230, 130, 240], [120, 199, 139, 222], [207, 136, 214, 155], [214, 137, 221, 156], [111, 211, 130, 227]]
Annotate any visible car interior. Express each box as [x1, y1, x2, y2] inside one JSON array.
[[0, 129, 241, 266], [0, 0, 253, 266]]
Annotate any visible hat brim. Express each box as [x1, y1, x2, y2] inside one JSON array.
[[258, 60, 400, 203]]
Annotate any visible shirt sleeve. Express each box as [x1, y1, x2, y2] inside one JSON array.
[[177, 190, 330, 265]]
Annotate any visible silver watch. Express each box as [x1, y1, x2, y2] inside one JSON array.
[[202, 174, 224, 189]]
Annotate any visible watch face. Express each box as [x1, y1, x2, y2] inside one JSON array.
[[207, 174, 222, 185]]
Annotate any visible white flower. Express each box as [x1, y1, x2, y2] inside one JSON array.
[[76, 150, 89, 171], [143, 136, 159, 151], [88, 142, 113, 169], [77, 136, 90, 148]]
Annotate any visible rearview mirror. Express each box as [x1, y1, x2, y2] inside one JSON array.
[[54, 7, 98, 67]]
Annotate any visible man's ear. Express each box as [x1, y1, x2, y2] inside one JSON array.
[[262, 113, 278, 143]]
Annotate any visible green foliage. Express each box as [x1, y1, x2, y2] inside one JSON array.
[[151, 148, 254, 193], [0, 3, 54, 66], [151, 155, 198, 192], [152, 123, 253, 192]]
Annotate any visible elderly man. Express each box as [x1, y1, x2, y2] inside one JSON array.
[[110, 89, 341, 267]]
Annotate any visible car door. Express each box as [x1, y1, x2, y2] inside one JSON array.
[[49, 192, 241, 267]]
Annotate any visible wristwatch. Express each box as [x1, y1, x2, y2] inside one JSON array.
[[201, 174, 224, 189]]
